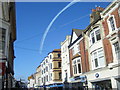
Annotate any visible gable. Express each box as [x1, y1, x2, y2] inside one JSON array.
[[71, 31, 78, 43]]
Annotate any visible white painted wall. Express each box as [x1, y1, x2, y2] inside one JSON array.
[[61, 36, 71, 83]]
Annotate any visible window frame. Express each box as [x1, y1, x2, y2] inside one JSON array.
[[107, 15, 117, 34], [113, 41, 120, 60], [72, 58, 82, 75]]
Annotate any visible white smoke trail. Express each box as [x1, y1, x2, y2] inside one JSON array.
[[40, 0, 81, 54]]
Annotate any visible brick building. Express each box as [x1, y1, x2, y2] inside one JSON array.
[[67, 0, 120, 89]]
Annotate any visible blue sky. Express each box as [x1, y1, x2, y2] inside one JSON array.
[[14, 2, 110, 81]]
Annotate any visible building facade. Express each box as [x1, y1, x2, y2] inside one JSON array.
[[0, 2, 16, 89], [61, 35, 71, 88], [67, 0, 120, 89], [39, 49, 62, 89]]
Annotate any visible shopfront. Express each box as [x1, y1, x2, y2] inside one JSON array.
[[92, 80, 112, 90]]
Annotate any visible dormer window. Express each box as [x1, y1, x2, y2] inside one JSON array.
[[89, 27, 101, 46]]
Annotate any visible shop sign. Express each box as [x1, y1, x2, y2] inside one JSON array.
[[95, 73, 99, 78]]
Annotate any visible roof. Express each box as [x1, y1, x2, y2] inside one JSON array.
[[72, 29, 83, 36], [52, 49, 61, 52], [69, 29, 84, 48], [84, 17, 101, 34]]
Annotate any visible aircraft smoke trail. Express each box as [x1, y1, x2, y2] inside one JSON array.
[[40, 0, 80, 54]]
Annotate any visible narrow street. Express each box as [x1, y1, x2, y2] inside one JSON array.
[[0, 0, 120, 90]]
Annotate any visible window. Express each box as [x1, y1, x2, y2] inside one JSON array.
[[91, 32, 95, 44], [50, 73, 52, 80], [44, 69, 45, 73], [113, 42, 120, 60], [46, 75, 48, 82], [94, 52, 98, 67], [109, 17, 115, 31], [59, 72, 62, 79], [42, 78, 43, 83], [50, 55, 52, 59], [46, 66, 48, 72], [90, 28, 101, 45], [95, 30, 101, 41], [58, 54, 61, 58], [0, 28, 6, 54], [44, 77, 45, 83], [74, 65, 77, 74], [91, 48, 105, 69], [58, 62, 61, 68], [73, 59, 81, 75], [78, 63, 81, 73], [46, 59, 48, 63], [50, 63, 52, 69]]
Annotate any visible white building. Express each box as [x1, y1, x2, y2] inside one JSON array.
[[27, 74, 35, 88], [39, 49, 62, 89], [61, 35, 71, 83]]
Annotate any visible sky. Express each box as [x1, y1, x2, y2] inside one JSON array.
[[14, 2, 111, 81]]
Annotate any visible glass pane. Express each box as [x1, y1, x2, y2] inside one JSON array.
[[109, 17, 115, 31], [99, 56, 105, 67], [78, 63, 81, 73], [91, 32, 95, 44], [95, 58, 98, 67]]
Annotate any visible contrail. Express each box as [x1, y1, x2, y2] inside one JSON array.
[[40, 0, 80, 54]]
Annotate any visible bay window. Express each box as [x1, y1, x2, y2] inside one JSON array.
[[91, 48, 105, 69], [89, 27, 101, 46]]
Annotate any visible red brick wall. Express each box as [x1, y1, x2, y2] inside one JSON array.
[[80, 39, 89, 73], [111, 8, 120, 28], [102, 16, 109, 36], [103, 38, 113, 64], [102, 7, 120, 36], [69, 49, 73, 77]]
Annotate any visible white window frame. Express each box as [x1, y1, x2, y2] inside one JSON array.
[[72, 58, 82, 75], [118, 7, 120, 17], [112, 41, 120, 61], [107, 15, 117, 34]]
